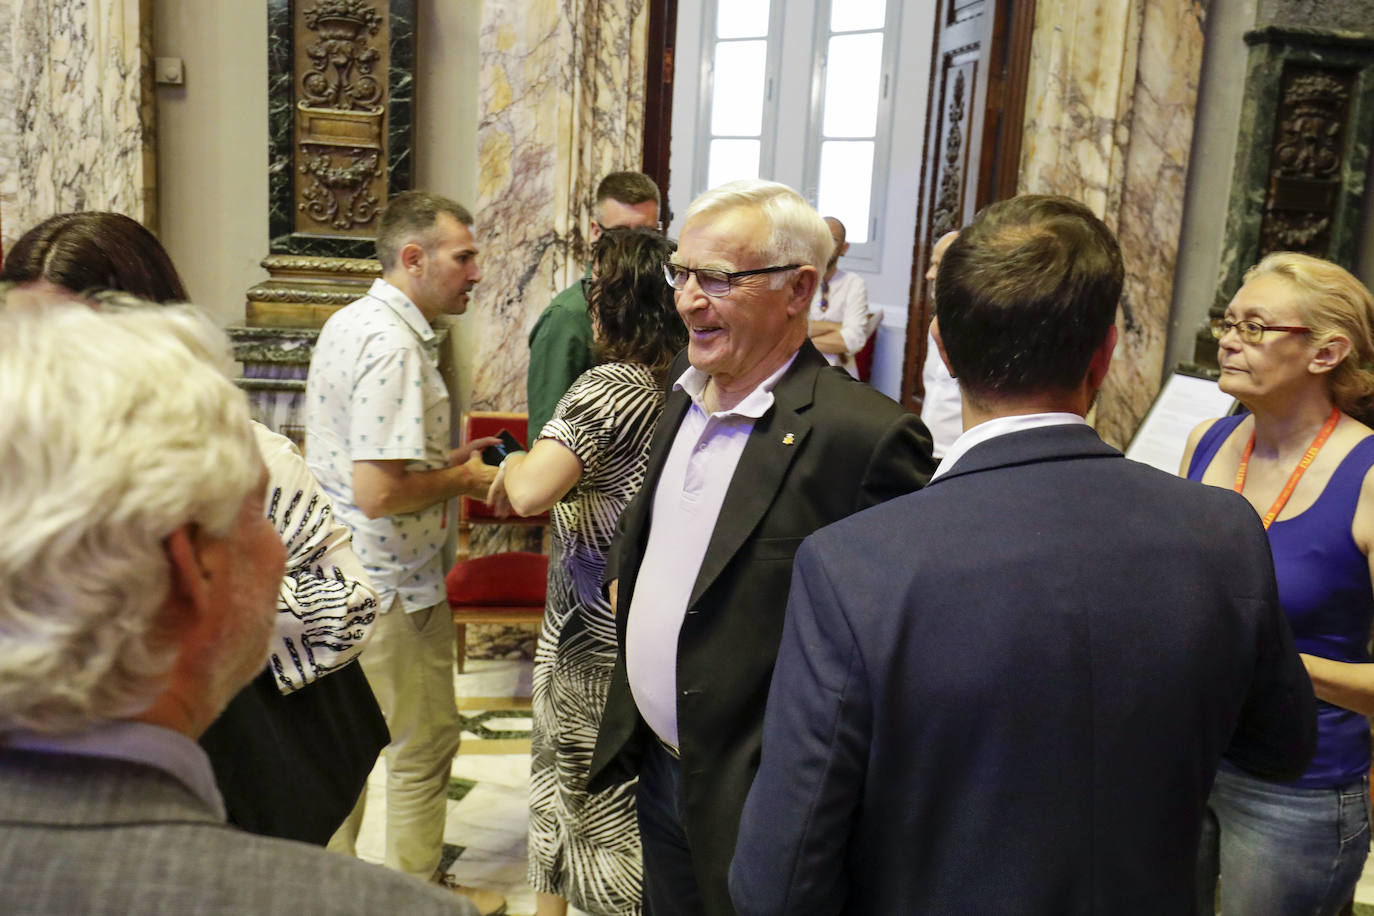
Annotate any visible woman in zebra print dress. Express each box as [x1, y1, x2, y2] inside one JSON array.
[[488, 228, 686, 916]]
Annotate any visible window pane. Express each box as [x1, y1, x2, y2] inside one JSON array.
[[816, 141, 875, 243], [717, 0, 771, 39], [822, 33, 884, 137], [708, 139, 761, 188], [711, 40, 768, 136], [831, 0, 886, 33]]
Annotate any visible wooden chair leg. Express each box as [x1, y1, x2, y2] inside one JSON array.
[[455, 621, 467, 675]]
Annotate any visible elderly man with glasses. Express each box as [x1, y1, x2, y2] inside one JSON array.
[[586, 179, 934, 916]]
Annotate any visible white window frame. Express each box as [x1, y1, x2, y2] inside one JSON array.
[[801, 0, 902, 268], [692, 2, 786, 196], [687, 0, 900, 270]]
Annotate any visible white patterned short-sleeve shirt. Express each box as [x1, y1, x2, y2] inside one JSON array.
[[305, 278, 451, 614]]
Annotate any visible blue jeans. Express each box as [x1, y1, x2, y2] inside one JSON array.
[[1196, 766, 1370, 916]]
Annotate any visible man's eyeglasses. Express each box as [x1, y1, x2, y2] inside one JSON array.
[[1209, 317, 1311, 345], [662, 262, 800, 297]]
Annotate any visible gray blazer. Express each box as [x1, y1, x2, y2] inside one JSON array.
[[0, 748, 473, 915]]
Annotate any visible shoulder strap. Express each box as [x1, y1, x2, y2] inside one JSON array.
[[1186, 414, 1244, 480]]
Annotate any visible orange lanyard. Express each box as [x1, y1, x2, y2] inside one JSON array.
[[1234, 406, 1341, 529]]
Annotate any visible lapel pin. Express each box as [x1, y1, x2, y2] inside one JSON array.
[[782, 432, 795, 446]]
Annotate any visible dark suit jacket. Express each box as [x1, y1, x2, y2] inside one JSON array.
[[588, 341, 935, 915], [0, 747, 472, 914], [730, 423, 1317, 916]]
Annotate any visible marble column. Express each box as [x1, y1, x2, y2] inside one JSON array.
[[1020, 0, 1207, 448], [0, 0, 154, 252], [470, 0, 648, 411]]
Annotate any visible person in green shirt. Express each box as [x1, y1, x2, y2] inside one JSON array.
[[527, 171, 661, 439]]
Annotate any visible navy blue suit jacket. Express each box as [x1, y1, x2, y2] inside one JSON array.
[[731, 423, 1316, 915]]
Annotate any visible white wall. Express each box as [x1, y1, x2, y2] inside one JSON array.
[[154, 2, 268, 326], [668, 0, 937, 400]]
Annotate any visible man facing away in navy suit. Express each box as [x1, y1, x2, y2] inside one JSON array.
[[731, 195, 1317, 915], [0, 303, 472, 915]]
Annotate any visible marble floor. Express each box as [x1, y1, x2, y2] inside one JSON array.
[[351, 658, 1374, 916], [351, 658, 585, 916]]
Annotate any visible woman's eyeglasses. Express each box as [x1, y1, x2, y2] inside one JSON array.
[[1210, 318, 1311, 345]]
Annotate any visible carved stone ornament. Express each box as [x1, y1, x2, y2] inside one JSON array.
[[299, 150, 382, 230], [301, 0, 384, 110], [1259, 65, 1354, 259], [1273, 72, 1348, 179], [261, 254, 381, 275], [246, 284, 363, 306], [932, 68, 967, 240]]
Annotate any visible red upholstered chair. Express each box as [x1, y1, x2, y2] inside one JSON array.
[[854, 310, 882, 383], [447, 411, 549, 673]]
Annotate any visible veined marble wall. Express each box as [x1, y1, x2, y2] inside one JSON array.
[[470, 0, 648, 411], [0, 0, 153, 253], [1020, 0, 1207, 448]]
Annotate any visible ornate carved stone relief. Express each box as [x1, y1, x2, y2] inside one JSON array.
[[294, 0, 388, 236], [1258, 65, 1354, 258]]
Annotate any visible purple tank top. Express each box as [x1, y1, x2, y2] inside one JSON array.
[[1188, 414, 1374, 788]]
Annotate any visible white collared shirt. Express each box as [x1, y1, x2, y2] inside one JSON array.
[[305, 278, 452, 614], [930, 412, 1088, 481], [626, 352, 799, 750], [919, 331, 963, 459]]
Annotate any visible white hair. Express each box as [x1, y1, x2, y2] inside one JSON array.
[[0, 304, 258, 733], [683, 179, 833, 279]]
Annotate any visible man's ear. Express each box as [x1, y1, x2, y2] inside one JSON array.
[[787, 266, 819, 315], [931, 317, 955, 378], [1310, 334, 1352, 376], [399, 240, 426, 276], [1086, 324, 1118, 389], [163, 524, 212, 632], [838, 240, 850, 258]]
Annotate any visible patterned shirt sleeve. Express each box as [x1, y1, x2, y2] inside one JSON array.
[[539, 366, 619, 477], [254, 423, 382, 694]]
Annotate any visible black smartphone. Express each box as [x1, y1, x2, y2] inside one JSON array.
[[481, 428, 527, 466]]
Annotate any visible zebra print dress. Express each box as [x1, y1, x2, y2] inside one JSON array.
[[528, 361, 665, 915]]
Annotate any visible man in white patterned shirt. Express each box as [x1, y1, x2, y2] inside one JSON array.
[[306, 191, 504, 915]]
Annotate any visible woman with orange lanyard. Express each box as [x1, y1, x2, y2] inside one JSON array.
[[1181, 252, 1374, 915]]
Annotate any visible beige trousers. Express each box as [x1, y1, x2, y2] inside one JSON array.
[[328, 597, 463, 880]]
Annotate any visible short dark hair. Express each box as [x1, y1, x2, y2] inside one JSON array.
[[587, 227, 685, 374], [1, 211, 189, 302], [376, 191, 473, 271], [935, 195, 1123, 402], [596, 171, 660, 210]]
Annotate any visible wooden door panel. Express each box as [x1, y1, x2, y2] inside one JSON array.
[[901, 0, 1034, 413]]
